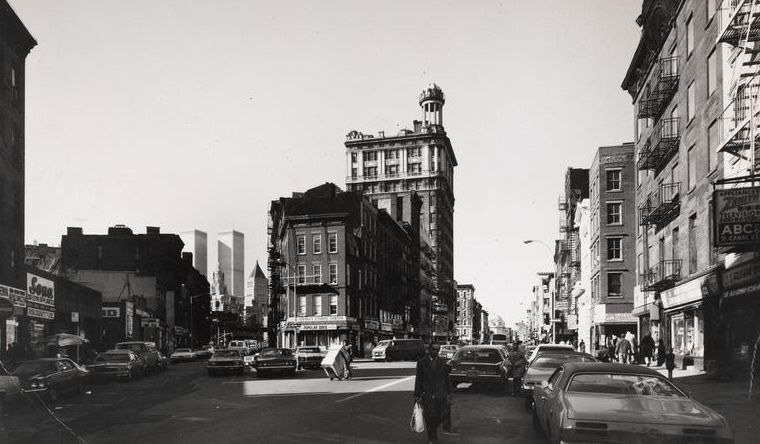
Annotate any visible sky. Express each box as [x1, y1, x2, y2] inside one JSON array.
[[13, 0, 642, 327]]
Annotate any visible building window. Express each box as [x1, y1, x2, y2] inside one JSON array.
[[351, 167, 357, 178], [328, 233, 338, 253], [687, 82, 696, 122], [387, 164, 398, 176], [297, 265, 306, 284], [409, 147, 421, 157], [363, 166, 377, 178], [607, 237, 623, 261], [606, 202, 622, 225], [686, 15, 694, 57], [329, 263, 338, 284], [298, 296, 306, 316], [687, 145, 697, 191], [351, 152, 357, 163], [385, 149, 399, 159], [607, 273, 622, 297], [708, 120, 718, 172], [707, 49, 717, 96], [297, 235, 306, 255], [312, 234, 321, 254], [312, 264, 321, 284], [314, 295, 322, 316], [329, 295, 338, 315], [672, 227, 680, 261], [408, 163, 421, 174], [689, 214, 698, 273], [362, 151, 377, 162], [606, 169, 622, 191]]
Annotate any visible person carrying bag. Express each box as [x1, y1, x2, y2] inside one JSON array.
[[410, 400, 425, 434]]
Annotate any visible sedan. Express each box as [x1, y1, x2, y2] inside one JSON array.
[[439, 344, 459, 360], [12, 358, 90, 402], [253, 348, 297, 377], [295, 346, 324, 370], [448, 345, 508, 388], [87, 350, 145, 380], [170, 348, 198, 363], [521, 352, 596, 406], [532, 362, 734, 444], [207, 349, 245, 376]]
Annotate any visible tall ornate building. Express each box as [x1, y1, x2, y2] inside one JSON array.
[[344, 84, 457, 341]]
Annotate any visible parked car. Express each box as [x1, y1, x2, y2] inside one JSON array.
[[170, 348, 198, 363], [115, 342, 162, 372], [207, 349, 246, 376], [439, 344, 459, 360], [0, 366, 22, 406], [87, 350, 145, 380], [12, 358, 90, 402], [371, 339, 425, 362], [227, 340, 251, 355], [295, 346, 325, 370], [532, 362, 734, 444], [521, 352, 596, 405], [253, 348, 297, 377], [448, 345, 509, 388], [527, 343, 575, 363], [195, 345, 214, 359]]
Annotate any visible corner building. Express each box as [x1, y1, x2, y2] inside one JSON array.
[[345, 84, 457, 342]]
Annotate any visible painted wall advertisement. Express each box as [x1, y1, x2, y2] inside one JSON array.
[[713, 186, 760, 247]]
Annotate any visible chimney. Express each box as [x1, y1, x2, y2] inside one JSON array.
[[378, 130, 385, 138]]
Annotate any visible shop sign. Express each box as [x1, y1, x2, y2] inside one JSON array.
[[566, 314, 578, 327], [26, 273, 55, 307], [299, 324, 338, 331], [285, 316, 355, 323], [713, 186, 760, 247], [1, 285, 27, 308], [724, 283, 760, 300], [660, 276, 705, 309], [604, 312, 637, 324], [141, 318, 160, 328], [723, 259, 760, 290], [380, 323, 393, 332], [102, 307, 121, 318], [71, 312, 79, 323], [27, 305, 55, 320], [125, 301, 134, 338], [364, 320, 380, 330]]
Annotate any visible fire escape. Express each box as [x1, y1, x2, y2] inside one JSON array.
[[637, 117, 681, 173], [639, 182, 681, 228], [637, 56, 680, 120], [716, 0, 760, 176]]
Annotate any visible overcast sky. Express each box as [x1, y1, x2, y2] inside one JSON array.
[[14, 0, 642, 327]]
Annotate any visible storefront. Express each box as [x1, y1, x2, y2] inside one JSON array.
[[1, 284, 26, 356], [281, 315, 358, 349], [591, 304, 638, 353], [660, 272, 716, 372], [719, 255, 760, 377]]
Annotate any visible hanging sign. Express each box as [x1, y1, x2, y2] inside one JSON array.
[[713, 186, 760, 247]]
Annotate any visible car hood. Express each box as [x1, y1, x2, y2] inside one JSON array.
[[210, 356, 242, 362], [564, 393, 726, 427], [257, 355, 293, 362], [297, 352, 323, 357]]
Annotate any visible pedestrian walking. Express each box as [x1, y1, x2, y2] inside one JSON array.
[[578, 340, 586, 353], [616, 335, 630, 363], [657, 338, 666, 366], [413, 344, 451, 444], [641, 334, 655, 367], [665, 347, 676, 380], [607, 337, 616, 363], [507, 343, 527, 396], [340, 342, 353, 380]]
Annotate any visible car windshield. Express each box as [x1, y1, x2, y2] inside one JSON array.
[[567, 373, 686, 397], [214, 350, 240, 358], [175, 349, 192, 353], [261, 349, 292, 357], [375, 341, 391, 349], [298, 347, 320, 353], [453, 349, 502, 363], [97, 354, 130, 363], [532, 355, 594, 369], [440, 346, 456, 351], [12, 361, 57, 376]]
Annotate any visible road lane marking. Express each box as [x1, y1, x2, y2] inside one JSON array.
[[335, 376, 414, 403]]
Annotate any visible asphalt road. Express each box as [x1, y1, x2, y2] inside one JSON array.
[[3, 360, 543, 444]]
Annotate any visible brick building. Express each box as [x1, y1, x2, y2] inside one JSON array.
[[267, 183, 420, 357], [344, 84, 457, 342], [0, 0, 35, 355]]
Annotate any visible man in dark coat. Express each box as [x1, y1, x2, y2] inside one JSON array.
[[615, 336, 630, 363], [414, 345, 450, 443], [507, 344, 527, 396], [641, 334, 655, 366]]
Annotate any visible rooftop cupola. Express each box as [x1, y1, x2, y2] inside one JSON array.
[[419, 83, 445, 128]]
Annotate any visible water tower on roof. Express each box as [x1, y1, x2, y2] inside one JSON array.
[[419, 83, 445, 128]]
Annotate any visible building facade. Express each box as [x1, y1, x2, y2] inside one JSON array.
[[218, 230, 244, 298], [180, 230, 208, 278], [622, 0, 732, 373], [345, 84, 457, 342], [0, 0, 35, 356], [268, 183, 420, 357], [587, 144, 638, 351], [244, 261, 269, 329], [455, 284, 482, 343]]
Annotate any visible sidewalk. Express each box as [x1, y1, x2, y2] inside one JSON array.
[[642, 363, 759, 444]]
